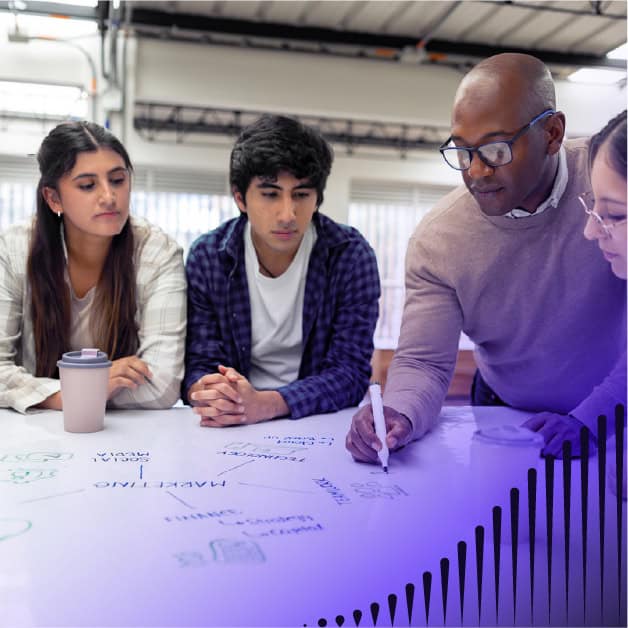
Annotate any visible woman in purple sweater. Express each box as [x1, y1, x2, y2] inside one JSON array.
[[525, 110, 626, 459]]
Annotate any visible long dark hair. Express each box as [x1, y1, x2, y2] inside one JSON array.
[[589, 109, 627, 179], [27, 121, 139, 377]]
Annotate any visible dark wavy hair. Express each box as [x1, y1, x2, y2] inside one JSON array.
[[229, 114, 333, 208], [27, 121, 139, 377], [589, 109, 627, 179]]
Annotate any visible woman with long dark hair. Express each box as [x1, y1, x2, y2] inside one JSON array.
[[0, 121, 186, 412]]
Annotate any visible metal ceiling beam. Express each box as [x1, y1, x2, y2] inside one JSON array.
[[480, 0, 626, 19], [128, 6, 626, 69], [133, 102, 446, 152]]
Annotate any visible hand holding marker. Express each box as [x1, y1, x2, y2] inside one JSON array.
[[369, 382, 389, 472]]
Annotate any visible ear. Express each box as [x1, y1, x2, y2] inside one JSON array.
[[42, 187, 63, 216], [545, 111, 566, 156], [232, 187, 247, 214]]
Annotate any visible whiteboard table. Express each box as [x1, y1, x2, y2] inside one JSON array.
[[0, 405, 624, 627]]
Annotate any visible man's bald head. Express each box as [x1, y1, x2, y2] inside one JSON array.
[[455, 53, 555, 124], [446, 53, 565, 216]]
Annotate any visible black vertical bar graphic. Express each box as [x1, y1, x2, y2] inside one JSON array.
[[440, 558, 450, 624], [597, 414, 607, 617], [423, 571, 432, 625], [545, 455, 555, 623], [493, 506, 502, 622], [528, 468, 537, 623], [475, 526, 485, 625], [370, 603, 380, 627], [457, 541, 467, 625], [579, 426, 590, 623], [352, 610, 362, 627], [387, 594, 397, 626], [510, 488, 520, 625], [405, 583, 415, 626], [615, 404, 625, 622], [562, 440, 572, 624], [335, 615, 345, 626]]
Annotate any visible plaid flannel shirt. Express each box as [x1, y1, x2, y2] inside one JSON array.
[[183, 212, 380, 419]]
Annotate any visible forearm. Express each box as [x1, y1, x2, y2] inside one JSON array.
[[252, 390, 289, 421], [570, 355, 627, 437], [384, 357, 452, 439], [108, 363, 183, 409], [37, 391, 62, 411], [0, 364, 61, 414], [383, 234, 462, 438], [278, 366, 369, 419]]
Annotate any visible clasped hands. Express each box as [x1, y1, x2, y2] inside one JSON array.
[[189, 365, 277, 427]]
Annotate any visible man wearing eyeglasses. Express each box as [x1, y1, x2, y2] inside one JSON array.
[[347, 52, 626, 464]]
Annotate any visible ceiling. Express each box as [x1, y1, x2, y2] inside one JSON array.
[[2, 0, 625, 151], [1, 1, 626, 73], [127, 0, 627, 72]]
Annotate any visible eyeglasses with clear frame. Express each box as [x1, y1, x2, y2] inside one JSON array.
[[579, 190, 627, 237], [439, 109, 556, 171]]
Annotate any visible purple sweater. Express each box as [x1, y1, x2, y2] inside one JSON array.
[[384, 138, 627, 438]]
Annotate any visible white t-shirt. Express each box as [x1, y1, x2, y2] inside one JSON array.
[[244, 222, 317, 390], [69, 285, 96, 351]]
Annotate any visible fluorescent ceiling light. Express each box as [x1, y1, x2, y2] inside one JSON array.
[[1, 12, 97, 39], [568, 68, 626, 84], [39, 0, 98, 6], [0, 81, 88, 118], [607, 43, 627, 60]]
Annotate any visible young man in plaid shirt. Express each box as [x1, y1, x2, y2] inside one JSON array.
[[183, 115, 380, 425]]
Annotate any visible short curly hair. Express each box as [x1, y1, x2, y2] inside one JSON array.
[[229, 114, 333, 208]]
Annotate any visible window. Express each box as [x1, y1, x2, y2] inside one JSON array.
[[132, 167, 237, 255], [348, 180, 455, 349], [0, 155, 237, 257], [0, 155, 39, 230]]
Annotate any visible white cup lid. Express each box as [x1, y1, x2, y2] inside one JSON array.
[[472, 425, 544, 448]]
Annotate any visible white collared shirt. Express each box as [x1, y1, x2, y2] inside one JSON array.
[[504, 146, 568, 219]]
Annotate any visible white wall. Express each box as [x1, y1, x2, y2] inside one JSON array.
[[2, 31, 626, 222], [127, 38, 625, 221]]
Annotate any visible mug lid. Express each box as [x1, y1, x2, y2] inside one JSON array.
[[57, 348, 111, 368], [472, 425, 544, 448]]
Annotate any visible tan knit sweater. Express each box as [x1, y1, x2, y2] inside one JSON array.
[[384, 138, 627, 438]]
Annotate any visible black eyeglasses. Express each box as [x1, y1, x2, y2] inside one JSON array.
[[439, 109, 556, 171]]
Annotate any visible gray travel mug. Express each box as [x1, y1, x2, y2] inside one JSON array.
[[57, 349, 111, 433]]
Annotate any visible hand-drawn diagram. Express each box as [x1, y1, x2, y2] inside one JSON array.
[[217, 441, 308, 463], [93, 480, 226, 489], [0, 452, 72, 463], [263, 435, 334, 447], [0, 518, 32, 542], [174, 540, 266, 567], [0, 468, 57, 484], [93, 451, 150, 463], [209, 539, 266, 563], [173, 551, 208, 568], [350, 480, 409, 500], [313, 477, 352, 505]]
